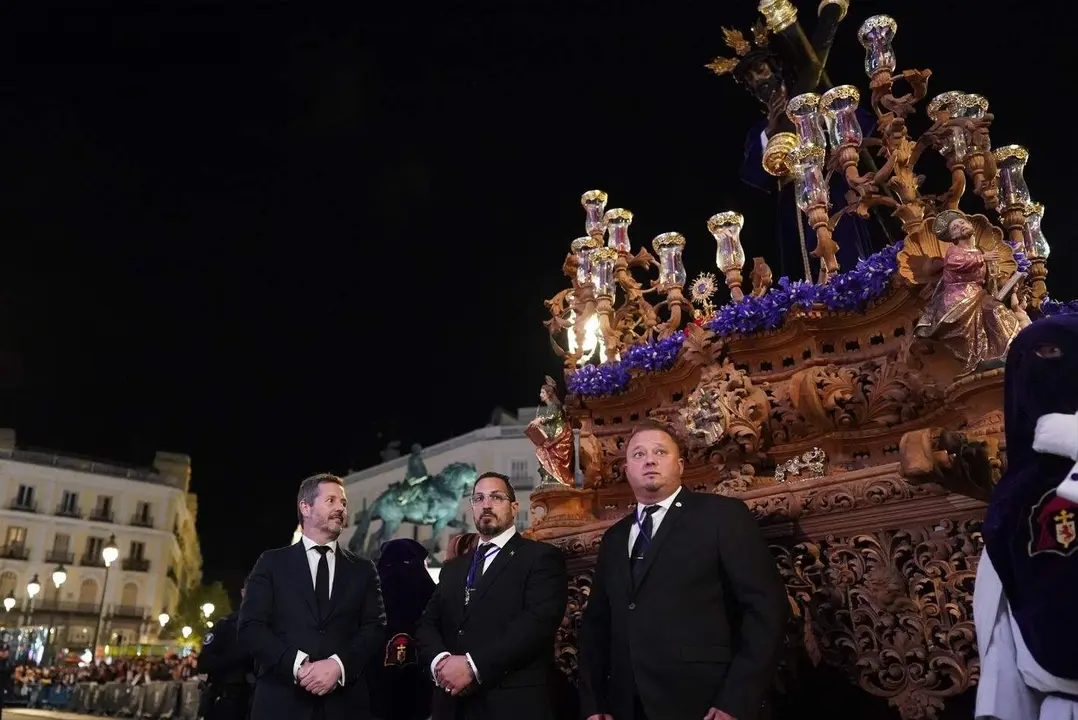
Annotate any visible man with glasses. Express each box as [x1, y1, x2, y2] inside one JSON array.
[[417, 471, 568, 720]]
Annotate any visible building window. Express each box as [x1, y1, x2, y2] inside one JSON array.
[[129, 541, 145, 560], [0, 571, 16, 597], [515, 507, 530, 531], [120, 582, 139, 607], [85, 536, 105, 560], [14, 485, 35, 509], [92, 496, 113, 521], [135, 502, 151, 523], [5, 527, 26, 548], [60, 490, 79, 513], [53, 534, 71, 552], [78, 579, 98, 605], [509, 460, 531, 486]]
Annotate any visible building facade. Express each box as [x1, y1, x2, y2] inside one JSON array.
[[0, 429, 203, 656], [338, 408, 544, 565]]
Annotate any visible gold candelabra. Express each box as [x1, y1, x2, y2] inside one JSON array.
[[543, 10, 1054, 374]]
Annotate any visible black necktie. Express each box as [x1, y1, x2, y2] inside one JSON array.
[[630, 505, 660, 585], [313, 546, 331, 614]]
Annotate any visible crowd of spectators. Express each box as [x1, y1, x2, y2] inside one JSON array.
[[3, 653, 199, 708]]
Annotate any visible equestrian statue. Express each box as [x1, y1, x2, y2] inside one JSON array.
[[348, 447, 478, 562]]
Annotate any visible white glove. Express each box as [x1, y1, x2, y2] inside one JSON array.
[[1033, 413, 1078, 462]]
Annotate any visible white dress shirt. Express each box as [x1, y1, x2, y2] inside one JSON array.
[[430, 525, 517, 687], [627, 485, 683, 556], [293, 534, 347, 686]]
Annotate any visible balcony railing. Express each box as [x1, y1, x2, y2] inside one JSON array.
[[113, 605, 146, 619], [45, 549, 75, 565], [122, 558, 150, 572], [88, 509, 115, 523], [29, 599, 102, 614], [9, 499, 37, 513], [130, 514, 154, 529], [0, 544, 30, 560], [55, 504, 83, 519], [80, 553, 106, 568]]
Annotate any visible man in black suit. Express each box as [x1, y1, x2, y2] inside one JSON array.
[[578, 420, 788, 720], [239, 473, 386, 720], [416, 471, 568, 720]]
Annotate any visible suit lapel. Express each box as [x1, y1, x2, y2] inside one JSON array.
[[608, 515, 635, 596], [291, 542, 319, 621], [633, 491, 692, 591], [465, 533, 523, 613], [325, 545, 355, 623]]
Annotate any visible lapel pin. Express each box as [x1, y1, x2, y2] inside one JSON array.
[[675, 502, 682, 507]]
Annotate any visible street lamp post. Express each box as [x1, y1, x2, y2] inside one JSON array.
[[42, 564, 67, 664], [91, 535, 119, 657], [25, 574, 41, 661]]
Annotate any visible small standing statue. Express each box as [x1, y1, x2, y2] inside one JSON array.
[[525, 376, 576, 488], [914, 210, 1022, 375]]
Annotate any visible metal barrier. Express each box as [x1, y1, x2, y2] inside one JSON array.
[[10, 679, 200, 718]]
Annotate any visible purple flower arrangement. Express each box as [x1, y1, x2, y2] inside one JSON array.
[[567, 333, 685, 396], [566, 243, 902, 397], [1042, 297, 1078, 318]]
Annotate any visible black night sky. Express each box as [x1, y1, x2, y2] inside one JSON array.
[[2, 0, 1074, 596]]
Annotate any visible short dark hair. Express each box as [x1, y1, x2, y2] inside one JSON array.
[[626, 418, 685, 457], [297, 473, 344, 527], [472, 471, 516, 503]]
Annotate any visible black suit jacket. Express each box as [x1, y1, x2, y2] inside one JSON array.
[[578, 490, 788, 720], [239, 542, 386, 720], [416, 532, 569, 720]]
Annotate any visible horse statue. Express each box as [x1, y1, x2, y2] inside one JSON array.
[[347, 461, 478, 561]]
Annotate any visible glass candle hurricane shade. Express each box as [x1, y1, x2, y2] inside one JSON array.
[[1023, 202, 1050, 259], [652, 232, 687, 288], [858, 15, 898, 77], [821, 85, 863, 148], [589, 247, 619, 298], [707, 212, 746, 273], [581, 190, 608, 239], [786, 93, 827, 150], [605, 208, 633, 253], [790, 145, 829, 211], [994, 145, 1031, 207], [571, 237, 602, 286]]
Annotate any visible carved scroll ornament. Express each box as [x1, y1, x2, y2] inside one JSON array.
[[787, 356, 943, 433], [774, 519, 982, 720]]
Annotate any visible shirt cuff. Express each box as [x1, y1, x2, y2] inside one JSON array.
[[465, 653, 481, 684], [329, 654, 346, 686], [430, 651, 450, 687], [293, 651, 309, 682]]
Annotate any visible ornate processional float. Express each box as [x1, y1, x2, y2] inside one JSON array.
[[523, 2, 1077, 718]]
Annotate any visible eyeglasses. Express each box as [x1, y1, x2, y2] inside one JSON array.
[[469, 492, 511, 506]]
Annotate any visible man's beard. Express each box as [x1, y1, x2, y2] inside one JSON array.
[[752, 76, 784, 106], [478, 514, 507, 536]]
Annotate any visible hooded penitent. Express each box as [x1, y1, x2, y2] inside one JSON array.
[[368, 538, 436, 720], [982, 314, 1078, 680]]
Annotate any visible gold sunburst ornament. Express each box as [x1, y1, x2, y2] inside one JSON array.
[[690, 272, 718, 322], [706, 21, 771, 78]]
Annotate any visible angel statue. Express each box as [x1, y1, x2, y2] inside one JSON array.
[[913, 210, 1023, 375], [524, 376, 576, 488]]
